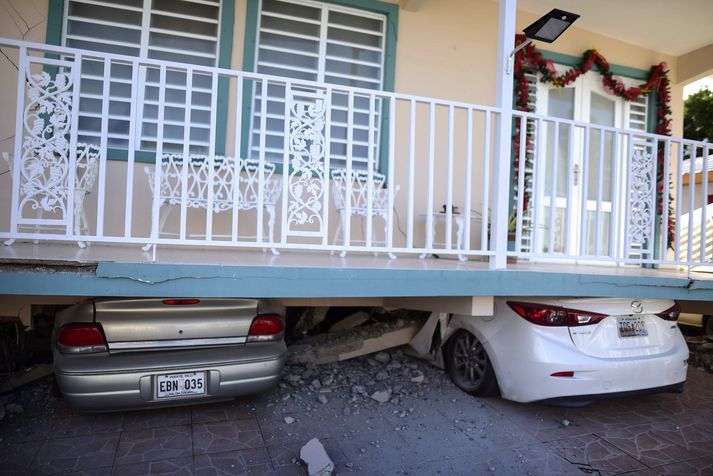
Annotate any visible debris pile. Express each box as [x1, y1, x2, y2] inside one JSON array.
[[686, 335, 713, 373], [269, 347, 444, 418]]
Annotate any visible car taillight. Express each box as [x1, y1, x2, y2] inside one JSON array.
[[247, 314, 284, 342], [57, 323, 107, 354], [507, 302, 607, 327], [162, 299, 200, 305], [656, 303, 680, 321]]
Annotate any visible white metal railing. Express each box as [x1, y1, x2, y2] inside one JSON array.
[[679, 203, 713, 266], [1, 38, 711, 269], [510, 110, 713, 266], [0, 38, 497, 261]]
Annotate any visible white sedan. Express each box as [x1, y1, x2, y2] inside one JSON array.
[[443, 298, 689, 404]]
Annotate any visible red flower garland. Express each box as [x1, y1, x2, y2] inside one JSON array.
[[512, 34, 675, 249]]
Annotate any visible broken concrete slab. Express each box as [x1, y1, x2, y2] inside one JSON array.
[[300, 437, 334, 476], [288, 319, 422, 365], [328, 311, 370, 332], [295, 307, 330, 336]]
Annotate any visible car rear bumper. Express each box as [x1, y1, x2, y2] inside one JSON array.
[[496, 340, 689, 403], [55, 348, 285, 412], [535, 381, 685, 406]]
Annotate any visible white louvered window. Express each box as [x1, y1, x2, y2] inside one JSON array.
[[63, 0, 222, 154], [251, 0, 387, 169]]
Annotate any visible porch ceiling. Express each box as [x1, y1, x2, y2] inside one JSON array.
[[514, 0, 713, 57]]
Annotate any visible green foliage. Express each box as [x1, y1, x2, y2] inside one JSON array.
[[683, 87, 713, 143]]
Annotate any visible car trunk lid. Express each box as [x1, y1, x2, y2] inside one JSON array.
[[563, 298, 678, 359], [94, 298, 259, 352]]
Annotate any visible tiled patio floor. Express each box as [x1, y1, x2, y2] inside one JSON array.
[[1, 357, 712, 475]]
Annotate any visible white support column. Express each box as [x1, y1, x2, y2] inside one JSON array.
[[490, 0, 517, 270]]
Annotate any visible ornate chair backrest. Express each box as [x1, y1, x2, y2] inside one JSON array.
[[330, 169, 388, 216], [240, 159, 279, 209], [148, 154, 279, 211]]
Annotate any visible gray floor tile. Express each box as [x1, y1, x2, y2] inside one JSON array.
[[549, 432, 646, 474], [115, 425, 193, 465], [194, 449, 272, 476], [31, 433, 120, 475], [193, 421, 265, 455], [112, 456, 194, 476], [122, 407, 192, 430]]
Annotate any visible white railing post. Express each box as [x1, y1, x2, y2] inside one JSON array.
[[490, 0, 516, 269], [8, 46, 27, 240]]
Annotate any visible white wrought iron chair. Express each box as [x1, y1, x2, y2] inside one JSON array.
[[330, 169, 399, 258], [143, 154, 282, 253], [3, 143, 100, 248]]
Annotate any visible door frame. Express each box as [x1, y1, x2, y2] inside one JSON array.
[[532, 65, 639, 260]]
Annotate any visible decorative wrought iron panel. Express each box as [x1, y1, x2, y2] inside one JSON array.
[[627, 141, 656, 258], [14, 62, 77, 231], [285, 89, 328, 238]]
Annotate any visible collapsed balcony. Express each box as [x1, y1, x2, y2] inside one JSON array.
[[0, 38, 711, 270]]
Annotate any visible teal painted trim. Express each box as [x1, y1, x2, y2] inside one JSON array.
[[240, 0, 260, 159], [215, 0, 236, 156], [46, 0, 64, 46], [649, 91, 661, 263], [43, 0, 64, 73], [106, 148, 155, 164], [377, 100, 391, 182], [539, 51, 650, 81], [2, 262, 713, 301], [647, 91, 658, 135]]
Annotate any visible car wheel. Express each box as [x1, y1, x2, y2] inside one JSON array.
[[446, 330, 499, 396]]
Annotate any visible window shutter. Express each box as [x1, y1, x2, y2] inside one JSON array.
[[251, 0, 387, 169], [64, 0, 221, 154]]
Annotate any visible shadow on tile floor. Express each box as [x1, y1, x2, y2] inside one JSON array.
[[1, 356, 712, 476]]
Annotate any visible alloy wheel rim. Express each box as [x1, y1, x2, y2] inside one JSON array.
[[453, 333, 487, 386]]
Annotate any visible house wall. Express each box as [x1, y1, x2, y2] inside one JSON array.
[[0, 0, 49, 234], [0, 0, 690, 253]]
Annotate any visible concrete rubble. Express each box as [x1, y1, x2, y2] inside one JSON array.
[[287, 311, 425, 365], [273, 347, 444, 426], [686, 335, 713, 373], [300, 437, 334, 476]]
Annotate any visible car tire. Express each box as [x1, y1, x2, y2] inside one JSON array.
[[446, 330, 499, 397]]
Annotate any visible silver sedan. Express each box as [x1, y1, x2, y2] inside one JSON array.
[[53, 298, 286, 412]]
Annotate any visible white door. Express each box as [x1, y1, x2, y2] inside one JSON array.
[[534, 69, 630, 257]]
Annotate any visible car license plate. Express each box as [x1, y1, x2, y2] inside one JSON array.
[[155, 372, 206, 399], [617, 316, 648, 338]]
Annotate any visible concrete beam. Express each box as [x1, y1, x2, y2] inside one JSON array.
[[384, 296, 494, 316], [677, 43, 713, 85]]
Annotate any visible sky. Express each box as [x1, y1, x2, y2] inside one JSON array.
[[684, 76, 713, 99]]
